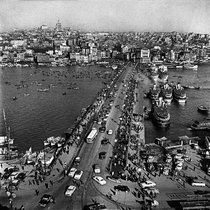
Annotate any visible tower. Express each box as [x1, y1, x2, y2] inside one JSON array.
[[55, 19, 62, 31]]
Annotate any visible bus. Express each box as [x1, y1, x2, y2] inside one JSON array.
[[191, 181, 206, 187], [86, 128, 98, 143]]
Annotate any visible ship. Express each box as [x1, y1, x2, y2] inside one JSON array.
[[197, 105, 209, 114], [148, 84, 160, 100], [150, 97, 170, 127], [173, 83, 187, 103], [0, 109, 18, 160], [161, 84, 173, 104], [190, 120, 210, 130], [158, 72, 168, 84], [183, 63, 198, 70]]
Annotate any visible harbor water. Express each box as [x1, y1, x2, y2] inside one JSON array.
[[144, 63, 210, 145], [0, 64, 210, 152], [0, 65, 112, 152]]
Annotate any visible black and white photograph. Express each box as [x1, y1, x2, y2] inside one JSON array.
[[0, 0, 210, 209]]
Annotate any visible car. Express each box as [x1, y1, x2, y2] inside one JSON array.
[[151, 200, 159, 207], [140, 180, 156, 189], [86, 204, 107, 210], [74, 170, 83, 180], [74, 157, 80, 166], [93, 176, 107, 185], [106, 176, 121, 183], [39, 194, 54, 207], [107, 129, 113, 135], [99, 152, 106, 160], [101, 138, 109, 145], [65, 185, 77, 196], [114, 185, 130, 192], [144, 188, 160, 194], [99, 126, 106, 133], [93, 164, 101, 173], [68, 168, 77, 177]]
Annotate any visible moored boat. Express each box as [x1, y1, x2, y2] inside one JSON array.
[[197, 105, 209, 114], [161, 84, 173, 104], [148, 84, 160, 100], [190, 120, 210, 130], [173, 83, 187, 104], [150, 97, 170, 127], [0, 109, 18, 160], [184, 63, 198, 70]]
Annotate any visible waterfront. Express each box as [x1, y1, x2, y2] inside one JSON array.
[[144, 63, 210, 145], [0, 65, 111, 152], [1, 64, 210, 153]]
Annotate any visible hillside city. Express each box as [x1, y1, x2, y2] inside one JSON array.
[[0, 20, 210, 67]]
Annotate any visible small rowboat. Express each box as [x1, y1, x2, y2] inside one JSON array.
[[197, 105, 209, 114]]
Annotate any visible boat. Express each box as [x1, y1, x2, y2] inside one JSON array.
[[158, 72, 168, 84], [183, 63, 198, 70], [161, 84, 173, 104], [173, 83, 187, 103], [0, 109, 18, 160], [112, 65, 118, 70], [176, 65, 183, 69], [190, 120, 210, 130], [37, 88, 49, 92], [205, 136, 210, 150], [150, 97, 170, 127], [148, 84, 160, 100], [197, 105, 209, 114]]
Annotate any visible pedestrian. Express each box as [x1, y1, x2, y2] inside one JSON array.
[[35, 189, 39, 196], [50, 180, 53, 186], [32, 180, 35, 185], [29, 180, 31, 185], [45, 183, 49, 189]]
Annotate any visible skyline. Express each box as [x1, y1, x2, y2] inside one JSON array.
[[0, 0, 210, 34]]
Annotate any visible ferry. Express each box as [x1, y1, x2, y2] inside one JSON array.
[[183, 63, 198, 70], [190, 120, 210, 130], [197, 105, 209, 114], [161, 84, 173, 104], [158, 72, 168, 84], [150, 97, 170, 127], [173, 83, 187, 104], [148, 84, 160, 100]]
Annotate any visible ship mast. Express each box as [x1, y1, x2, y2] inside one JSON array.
[[3, 109, 11, 159]]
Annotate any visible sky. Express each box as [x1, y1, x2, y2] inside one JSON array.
[[0, 0, 210, 33]]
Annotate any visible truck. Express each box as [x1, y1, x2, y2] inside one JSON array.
[[86, 128, 98, 143]]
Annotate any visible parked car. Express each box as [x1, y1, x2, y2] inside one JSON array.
[[101, 138, 109, 145], [74, 157, 81, 166], [99, 126, 106, 133], [106, 176, 121, 183], [140, 180, 156, 188], [107, 129, 113, 135], [114, 185, 130, 192], [65, 185, 77, 196], [39, 194, 54, 207], [74, 170, 83, 180], [93, 164, 101, 173], [93, 176, 107, 185], [99, 152, 106, 160], [68, 168, 77, 177]]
